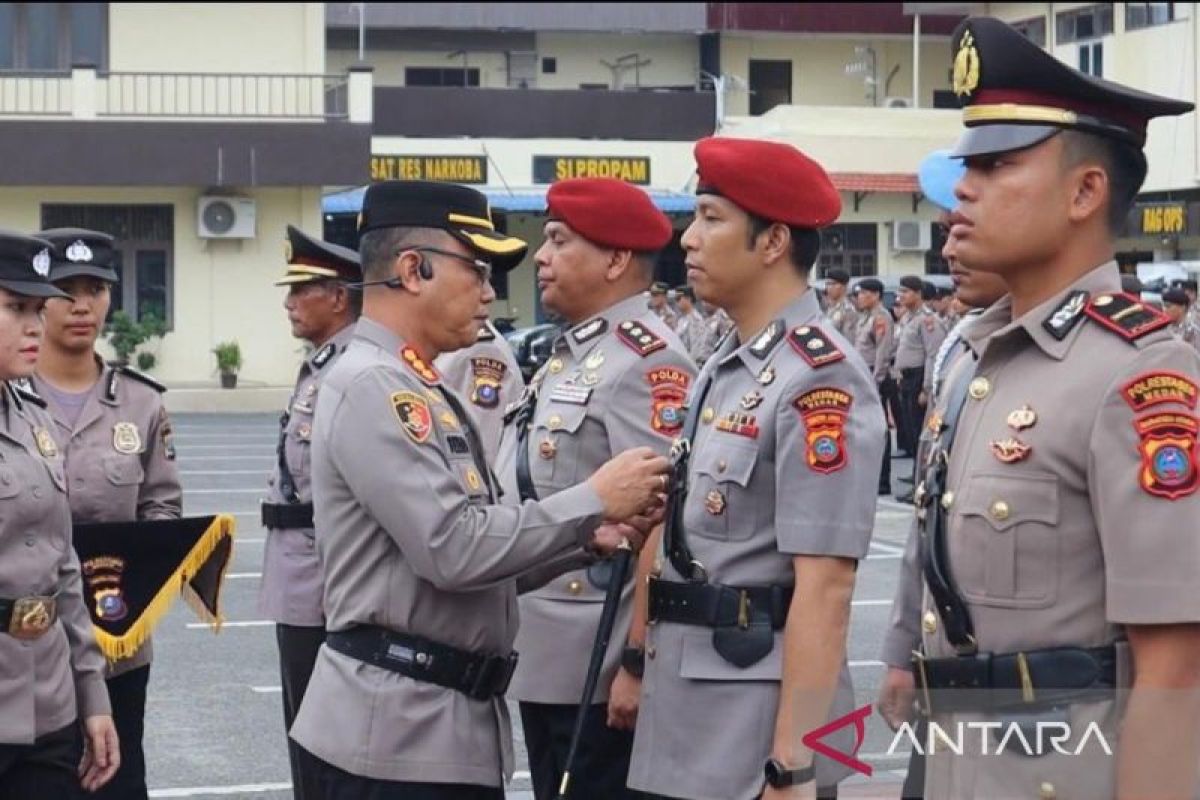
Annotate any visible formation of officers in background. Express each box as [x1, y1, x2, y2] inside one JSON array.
[[5, 13, 1200, 800]]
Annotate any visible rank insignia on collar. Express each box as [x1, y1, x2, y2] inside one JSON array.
[[617, 321, 666, 357], [647, 367, 691, 438], [1122, 372, 1199, 412], [390, 390, 432, 444], [477, 324, 496, 342], [1135, 412, 1199, 500], [990, 437, 1031, 464], [716, 411, 760, 439], [312, 342, 336, 369], [438, 409, 460, 430], [469, 357, 506, 408], [788, 325, 844, 368], [572, 318, 608, 345], [1006, 405, 1037, 432], [112, 422, 142, 455], [34, 427, 58, 458], [1042, 290, 1089, 341], [1085, 292, 1171, 342], [794, 387, 853, 474], [400, 346, 440, 385], [749, 320, 785, 359]]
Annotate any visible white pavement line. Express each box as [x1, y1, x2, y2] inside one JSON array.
[[227, 572, 262, 579], [186, 620, 272, 629], [176, 455, 273, 461], [150, 783, 291, 798], [250, 685, 282, 693], [851, 599, 892, 607], [184, 488, 265, 495], [176, 445, 272, 451], [865, 553, 901, 561], [869, 541, 905, 556], [173, 433, 276, 439], [849, 659, 885, 668], [180, 470, 269, 476]]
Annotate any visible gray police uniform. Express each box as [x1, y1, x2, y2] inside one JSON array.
[[497, 293, 695, 798], [629, 290, 885, 800], [290, 317, 607, 789], [826, 297, 860, 343], [1170, 317, 1200, 351], [434, 320, 524, 462]]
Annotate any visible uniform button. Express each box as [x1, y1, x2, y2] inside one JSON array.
[[701, 407, 715, 424], [717, 460, 727, 473], [547, 415, 564, 431], [567, 580, 583, 595], [31, 488, 41, 499], [646, 645, 656, 660], [989, 500, 1011, 521], [922, 611, 937, 634], [1039, 782, 1056, 800], [968, 377, 991, 400], [75, 477, 84, 485], [25, 538, 34, 547], [940, 491, 955, 510]]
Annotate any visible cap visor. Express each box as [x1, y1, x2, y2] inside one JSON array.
[[0, 279, 71, 299], [274, 272, 334, 287], [48, 265, 118, 284], [454, 227, 529, 272], [950, 124, 1060, 158]]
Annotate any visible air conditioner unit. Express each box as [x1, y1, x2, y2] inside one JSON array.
[[197, 196, 256, 239], [884, 96, 911, 108], [892, 220, 931, 251]]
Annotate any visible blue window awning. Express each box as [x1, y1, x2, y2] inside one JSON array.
[[323, 185, 695, 215]]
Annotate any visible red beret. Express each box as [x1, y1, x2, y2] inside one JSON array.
[[694, 137, 841, 228], [546, 178, 674, 251]]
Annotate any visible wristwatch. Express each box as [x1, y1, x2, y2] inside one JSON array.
[[764, 757, 814, 789], [620, 645, 645, 678]]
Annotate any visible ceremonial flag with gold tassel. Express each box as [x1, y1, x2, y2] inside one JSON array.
[[73, 514, 236, 662]]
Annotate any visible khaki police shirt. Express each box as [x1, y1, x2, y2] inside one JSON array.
[[826, 297, 861, 343], [496, 293, 696, 705], [0, 383, 110, 743], [33, 363, 182, 677], [258, 324, 354, 628], [915, 263, 1200, 799], [434, 320, 524, 463], [894, 305, 947, 393], [855, 305, 896, 384], [628, 289, 885, 800], [289, 317, 606, 786]]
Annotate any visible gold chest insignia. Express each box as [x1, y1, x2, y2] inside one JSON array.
[[113, 422, 143, 454], [34, 427, 58, 458]]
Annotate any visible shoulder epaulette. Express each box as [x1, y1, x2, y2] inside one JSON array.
[[9, 379, 46, 408], [1084, 292, 1171, 344], [477, 324, 496, 342], [616, 320, 666, 358], [787, 324, 845, 368], [114, 364, 167, 394]]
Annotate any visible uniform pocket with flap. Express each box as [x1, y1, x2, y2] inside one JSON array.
[[678, 628, 781, 681], [532, 403, 590, 489], [685, 440, 759, 542], [102, 453, 145, 486], [955, 472, 1060, 608]]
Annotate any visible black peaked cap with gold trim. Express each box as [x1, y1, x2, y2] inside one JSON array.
[[276, 225, 362, 286], [358, 180, 528, 273], [950, 16, 1193, 158]]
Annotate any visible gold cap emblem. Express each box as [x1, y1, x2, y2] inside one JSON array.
[[953, 29, 981, 98]]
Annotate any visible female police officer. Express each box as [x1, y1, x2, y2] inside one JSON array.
[[0, 230, 118, 797]]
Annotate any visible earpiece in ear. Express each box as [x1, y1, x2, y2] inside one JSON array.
[[417, 255, 433, 280]]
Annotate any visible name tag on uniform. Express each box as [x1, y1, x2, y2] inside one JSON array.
[[549, 385, 593, 405]]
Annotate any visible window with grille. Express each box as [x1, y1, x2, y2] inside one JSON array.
[[1126, 3, 1175, 30], [817, 224, 877, 277], [1011, 17, 1047, 47], [0, 3, 106, 72], [1056, 4, 1113, 43], [41, 204, 174, 328], [405, 67, 480, 87]]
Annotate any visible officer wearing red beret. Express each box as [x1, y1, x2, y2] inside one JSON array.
[[628, 138, 886, 800], [496, 177, 696, 799]]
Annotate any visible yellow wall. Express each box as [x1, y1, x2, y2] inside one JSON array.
[[534, 32, 699, 90], [110, 3, 325, 74], [0, 186, 324, 387], [327, 48, 509, 88]]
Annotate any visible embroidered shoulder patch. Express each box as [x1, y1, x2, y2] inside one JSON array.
[[1134, 412, 1199, 500], [390, 390, 432, 443], [400, 346, 440, 385], [1084, 292, 1171, 342], [617, 321, 666, 357], [787, 325, 844, 368], [1122, 372, 1199, 412], [646, 366, 691, 437], [469, 357, 507, 408], [793, 387, 853, 474]]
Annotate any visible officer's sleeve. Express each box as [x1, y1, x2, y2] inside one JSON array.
[[773, 360, 885, 557], [880, 516, 922, 668], [138, 404, 182, 520], [56, 538, 111, 718], [1089, 340, 1200, 623], [872, 315, 893, 382], [921, 317, 948, 393], [328, 367, 605, 592], [603, 349, 698, 456]]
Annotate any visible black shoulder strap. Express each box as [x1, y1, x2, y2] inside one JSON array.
[[114, 364, 167, 393], [663, 368, 716, 582]]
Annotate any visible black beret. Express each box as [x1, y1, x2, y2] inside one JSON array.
[[1174, 279, 1198, 292], [921, 282, 938, 301], [359, 180, 528, 272], [949, 16, 1193, 157], [857, 278, 884, 294], [675, 285, 696, 301], [0, 230, 69, 299], [899, 275, 925, 293], [1163, 288, 1191, 306], [36, 228, 118, 284], [937, 285, 955, 299], [277, 225, 361, 286], [825, 268, 850, 285]]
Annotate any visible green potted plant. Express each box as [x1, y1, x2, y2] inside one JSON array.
[[105, 310, 165, 367], [212, 341, 242, 389]]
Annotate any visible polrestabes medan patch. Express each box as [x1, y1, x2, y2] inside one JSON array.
[[1134, 412, 1199, 500], [793, 387, 853, 474], [1122, 371, 1199, 413], [390, 390, 432, 444], [787, 325, 844, 368], [1084, 292, 1171, 342]]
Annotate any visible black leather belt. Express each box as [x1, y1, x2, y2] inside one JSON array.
[[325, 626, 517, 701], [912, 645, 1118, 715], [648, 578, 792, 630], [0, 595, 58, 640], [261, 502, 314, 529]]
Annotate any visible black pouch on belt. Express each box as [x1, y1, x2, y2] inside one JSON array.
[[712, 618, 774, 668]]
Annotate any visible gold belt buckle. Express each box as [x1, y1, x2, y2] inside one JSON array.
[[9, 596, 56, 640]]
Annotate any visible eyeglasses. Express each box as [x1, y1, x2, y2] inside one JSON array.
[[405, 246, 493, 286]]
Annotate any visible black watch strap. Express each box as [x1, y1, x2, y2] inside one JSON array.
[[620, 645, 645, 678], [764, 758, 815, 789]]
